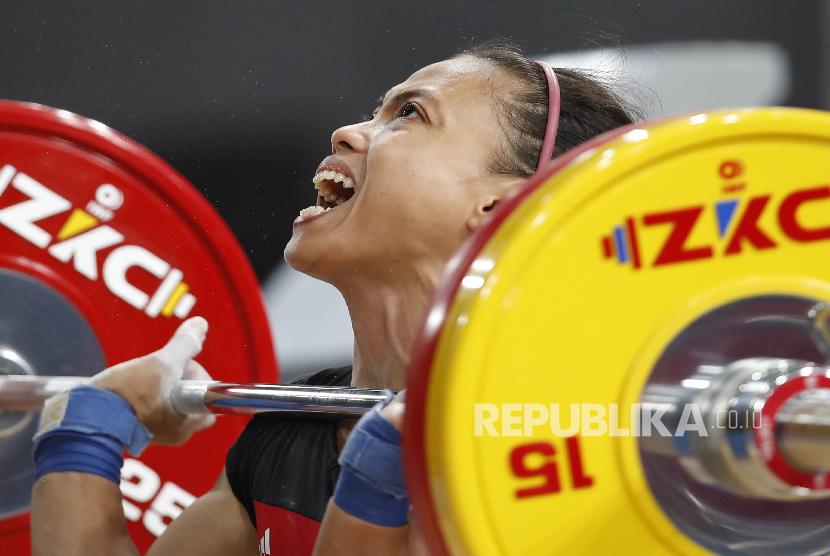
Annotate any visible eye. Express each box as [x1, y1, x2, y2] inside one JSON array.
[[395, 101, 420, 120]]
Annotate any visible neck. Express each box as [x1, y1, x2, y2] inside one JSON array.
[[335, 264, 442, 390]]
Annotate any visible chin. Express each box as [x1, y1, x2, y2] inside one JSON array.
[[283, 238, 313, 274], [283, 236, 336, 282], [285, 223, 379, 285]]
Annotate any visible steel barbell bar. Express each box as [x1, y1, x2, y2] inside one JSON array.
[[0, 375, 388, 417], [1, 357, 829, 499]]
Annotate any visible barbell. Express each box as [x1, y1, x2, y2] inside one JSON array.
[[1, 102, 830, 554], [2, 359, 829, 479]]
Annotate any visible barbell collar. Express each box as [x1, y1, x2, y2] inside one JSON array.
[[642, 358, 830, 501], [642, 382, 830, 474], [776, 389, 830, 472]]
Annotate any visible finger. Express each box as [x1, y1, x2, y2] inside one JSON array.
[[183, 359, 213, 381], [182, 412, 216, 435], [159, 316, 209, 369], [381, 400, 405, 431], [179, 359, 216, 433]]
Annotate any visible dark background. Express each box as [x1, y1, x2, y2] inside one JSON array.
[[1, 0, 827, 279]]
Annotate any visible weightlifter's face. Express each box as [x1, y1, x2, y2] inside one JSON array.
[[284, 56, 519, 288]]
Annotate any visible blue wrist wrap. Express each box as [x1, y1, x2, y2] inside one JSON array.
[[334, 392, 410, 527], [32, 385, 151, 485]]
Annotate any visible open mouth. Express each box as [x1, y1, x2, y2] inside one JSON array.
[[314, 170, 355, 208], [297, 169, 356, 220]]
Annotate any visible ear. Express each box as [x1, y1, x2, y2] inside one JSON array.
[[465, 177, 526, 232], [466, 196, 499, 231]]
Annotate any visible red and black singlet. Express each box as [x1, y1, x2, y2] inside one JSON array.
[[225, 367, 352, 555]]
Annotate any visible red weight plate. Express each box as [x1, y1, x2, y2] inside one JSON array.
[[0, 101, 278, 552]]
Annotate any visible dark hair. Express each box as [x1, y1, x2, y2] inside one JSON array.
[[459, 41, 641, 176]]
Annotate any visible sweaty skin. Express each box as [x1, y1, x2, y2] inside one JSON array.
[[31, 56, 524, 556], [285, 56, 524, 391]]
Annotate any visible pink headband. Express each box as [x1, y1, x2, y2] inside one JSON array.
[[534, 61, 561, 172]]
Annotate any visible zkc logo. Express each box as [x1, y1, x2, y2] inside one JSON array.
[[600, 160, 830, 269], [0, 163, 196, 319]]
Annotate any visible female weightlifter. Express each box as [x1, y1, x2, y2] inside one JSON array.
[[29, 42, 639, 555]]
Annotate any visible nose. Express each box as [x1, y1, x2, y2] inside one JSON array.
[[331, 122, 369, 155]]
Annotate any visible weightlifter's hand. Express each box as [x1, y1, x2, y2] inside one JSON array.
[[379, 389, 406, 431], [89, 316, 216, 445]]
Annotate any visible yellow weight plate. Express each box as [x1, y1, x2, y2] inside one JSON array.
[[405, 108, 830, 555]]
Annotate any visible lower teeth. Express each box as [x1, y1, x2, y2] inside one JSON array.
[[298, 205, 334, 219], [299, 206, 324, 218]]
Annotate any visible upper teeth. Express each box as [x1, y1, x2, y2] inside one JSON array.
[[312, 170, 354, 189]]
